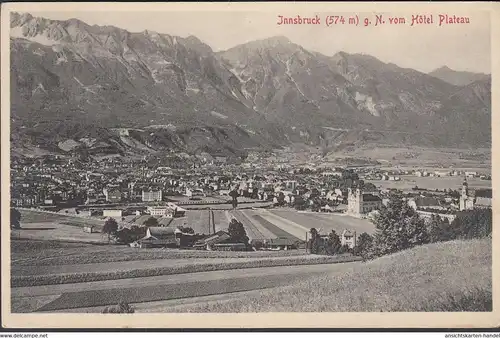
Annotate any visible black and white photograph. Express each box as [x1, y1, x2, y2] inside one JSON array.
[[2, 2, 497, 328]]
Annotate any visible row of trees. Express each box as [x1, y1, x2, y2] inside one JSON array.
[[352, 194, 492, 260], [308, 228, 351, 255], [102, 216, 199, 245], [101, 216, 251, 248]]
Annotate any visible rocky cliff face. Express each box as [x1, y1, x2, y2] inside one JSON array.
[[10, 12, 491, 158]]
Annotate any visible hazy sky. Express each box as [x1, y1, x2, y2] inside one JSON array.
[[28, 10, 491, 74]]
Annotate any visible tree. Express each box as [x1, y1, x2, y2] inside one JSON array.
[[451, 208, 492, 240], [251, 187, 259, 199], [308, 228, 321, 254], [178, 226, 195, 234], [276, 192, 286, 206], [102, 218, 118, 243], [371, 193, 429, 257], [326, 230, 342, 255], [228, 218, 250, 247], [353, 232, 374, 260], [310, 188, 320, 199], [252, 240, 264, 250], [363, 182, 377, 192], [229, 190, 239, 209], [143, 216, 159, 227], [10, 208, 21, 229], [428, 215, 454, 243], [115, 228, 132, 244], [293, 195, 308, 211]]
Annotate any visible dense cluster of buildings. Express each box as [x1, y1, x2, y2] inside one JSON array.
[[11, 154, 492, 241]]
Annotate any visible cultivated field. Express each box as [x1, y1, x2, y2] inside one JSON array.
[[11, 239, 308, 266], [163, 238, 492, 312], [368, 176, 491, 191], [168, 210, 228, 234], [228, 208, 373, 241], [13, 210, 107, 243], [327, 146, 491, 171], [19, 209, 105, 227], [229, 210, 276, 240], [269, 209, 375, 235], [11, 239, 361, 313]]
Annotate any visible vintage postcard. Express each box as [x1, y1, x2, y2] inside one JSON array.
[[1, 1, 499, 329]]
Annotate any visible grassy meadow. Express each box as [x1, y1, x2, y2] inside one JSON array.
[[163, 238, 491, 312]]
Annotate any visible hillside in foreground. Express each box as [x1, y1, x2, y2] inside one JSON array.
[[165, 238, 492, 312]]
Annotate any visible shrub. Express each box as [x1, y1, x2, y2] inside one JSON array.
[[102, 301, 135, 314]]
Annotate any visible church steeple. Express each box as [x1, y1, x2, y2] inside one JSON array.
[[462, 177, 469, 197]]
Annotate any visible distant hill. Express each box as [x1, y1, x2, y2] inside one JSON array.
[[9, 12, 492, 159], [429, 66, 490, 86]]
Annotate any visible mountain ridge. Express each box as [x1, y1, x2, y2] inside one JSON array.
[[9, 12, 492, 159], [429, 66, 490, 87]]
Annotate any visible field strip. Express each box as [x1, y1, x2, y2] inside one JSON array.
[[232, 210, 268, 240], [12, 261, 360, 298], [224, 210, 232, 224], [11, 294, 62, 313], [238, 210, 276, 239], [12, 255, 362, 288], [34, 271, 331, 312], [12, 257, 243, 276], [13, 254, 332, 277], [255, 211, 309, 241], [47, 289, 274, 313], [271, 210, 376, 235]]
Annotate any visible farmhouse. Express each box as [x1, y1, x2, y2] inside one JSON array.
[[262, 237, 298, 251], [133, 227, 178, 248], [341, 229, 356, 249], [193, 230, 246, 251]]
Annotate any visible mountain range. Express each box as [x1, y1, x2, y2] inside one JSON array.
[[9, 12, 492, 159], [429, 66, 490, 87]]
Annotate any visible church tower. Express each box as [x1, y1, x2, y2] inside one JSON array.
[[460, 177, 474, 211], [461, 178, 468, 198], [348, 187, 362, 215]]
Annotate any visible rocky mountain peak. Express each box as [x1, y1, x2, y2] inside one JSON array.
[[9, 12, 492, 159]]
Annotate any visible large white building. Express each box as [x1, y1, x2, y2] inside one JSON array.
[[147, 206, 174, 217], [142, 189, 162, 202], [103, 209, 123, 217]]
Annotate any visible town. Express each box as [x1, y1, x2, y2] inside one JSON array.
[[10, 151, 492, 252]]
